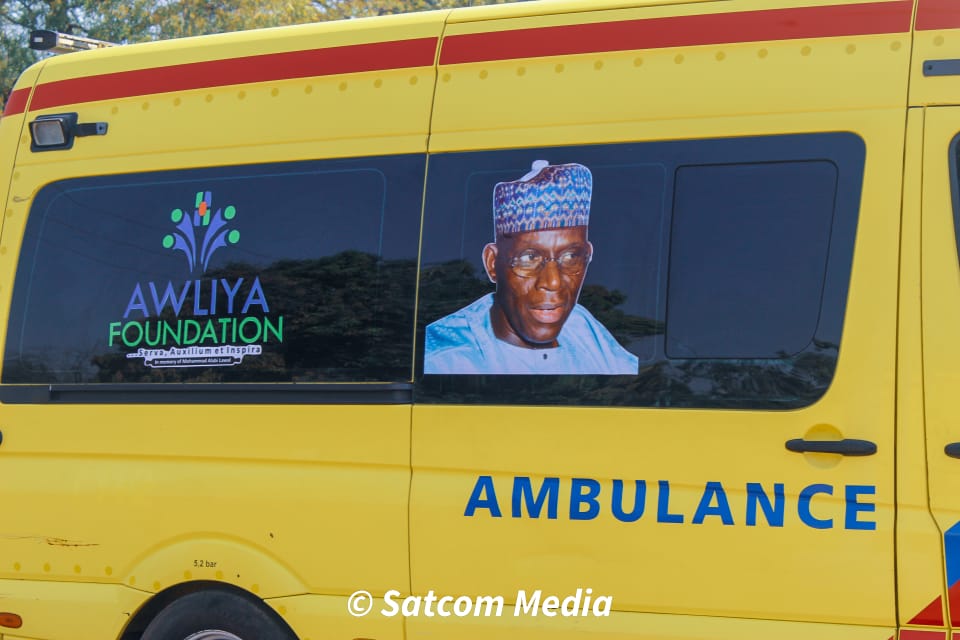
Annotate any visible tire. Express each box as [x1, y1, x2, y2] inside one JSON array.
[[141, 590, 296, 640]]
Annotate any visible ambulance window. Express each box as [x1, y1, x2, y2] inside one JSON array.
[[3, 155, 423, 384], [416, 133, 864, 409], [666, 161, 838, 358]]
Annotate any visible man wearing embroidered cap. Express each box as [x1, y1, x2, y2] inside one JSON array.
[[424, 160, 639, 375]]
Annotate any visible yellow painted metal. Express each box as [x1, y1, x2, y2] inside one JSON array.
[[0, 404, 410, 590], [0, 61, 47, 242], [0, 578, 147, 640], [412, 1, 907, 635], [0, 17, 431, 638], [920, 106, 960, 628], [267, 594, 405, 640], [0, 10, 434, 638], [445, 0, 725, 23], [17, 12, 444, 167], [898, 107, 949, 627], [445, 0, 899, 23], [405, 609, 895, 640], [0, 404, 411, 639], [0, 0, 948, 638], [33, 12, 441, 82], [910, 27, 960, 107], [412, 106, 903, 635], [432, 0, 911, 153]]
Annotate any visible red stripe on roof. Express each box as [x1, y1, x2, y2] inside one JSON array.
[[916, 0, 960, 30], [30, 37, 437, 111], [3, 88, 31, 116], [439, 1, 914, 65]]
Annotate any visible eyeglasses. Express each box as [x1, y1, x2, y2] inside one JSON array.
[[509, 247, 592, 278]]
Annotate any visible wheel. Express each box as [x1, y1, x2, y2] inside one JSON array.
[[141, 590, 296, 640]]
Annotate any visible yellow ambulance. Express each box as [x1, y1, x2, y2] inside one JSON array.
[[0, 0, 958, 638]]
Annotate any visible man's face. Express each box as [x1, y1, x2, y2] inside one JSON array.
[[483, 226, 592, 348]]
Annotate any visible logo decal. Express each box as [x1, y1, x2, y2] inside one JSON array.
[[107, 189, 284, 371], [162, 191, 240, 275]]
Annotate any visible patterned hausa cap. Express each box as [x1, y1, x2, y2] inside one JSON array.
[[493, 160, 592, 237]]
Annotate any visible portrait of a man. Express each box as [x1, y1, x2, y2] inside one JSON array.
[[424, 160, 639, 375]]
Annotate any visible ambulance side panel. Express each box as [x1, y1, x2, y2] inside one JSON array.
[[0, 13, 444, 640], [412, 0, 909, 637], [902, 1, 960, 633]]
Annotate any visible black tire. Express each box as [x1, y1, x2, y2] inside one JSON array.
[[141, 590, 297, 640]]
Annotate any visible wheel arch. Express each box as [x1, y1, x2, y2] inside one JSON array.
[[119, 581, 299, 640]]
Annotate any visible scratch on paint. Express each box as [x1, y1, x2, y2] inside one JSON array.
[[0, 535, 98, 547], [44, 536, 98, 548]]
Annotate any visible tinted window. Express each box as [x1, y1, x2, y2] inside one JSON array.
[[416, 134, 864, 409], [4, 156, 423, 384], [667, 161, 838, 359]]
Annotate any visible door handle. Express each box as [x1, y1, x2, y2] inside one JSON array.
[[785, 438, 877, 456], [944, 443, 960, 458]]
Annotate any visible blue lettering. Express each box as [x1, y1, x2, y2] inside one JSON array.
[[149, 281, 191, 317], [512, 477, 558, 519], [570, 478, 601, 521], [692, 481, 734, 525], [123, 283, 150, 319], [798, 484, 834, 529], [463, 477, 873, 530], [612, 480, 646, 523], [192, 280, 208, 316], [221, 278, 244, 314], [242, 276, 269, 314], [845, 485, 876, 531], [657, 480, 684, 524], [465, 476, 502, 517], [745, 482, 785, 527], [209, 278, 217, 314]]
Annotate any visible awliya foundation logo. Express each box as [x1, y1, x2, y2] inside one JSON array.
[[162, 191, 240, 275], [107, 190, 284, 370]]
